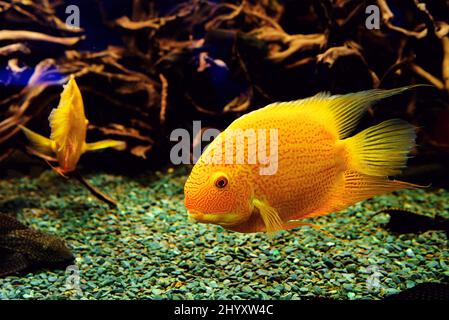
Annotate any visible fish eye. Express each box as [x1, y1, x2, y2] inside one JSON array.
[[214, 175, 228, 189]]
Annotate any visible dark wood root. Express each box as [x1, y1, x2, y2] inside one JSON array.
[[1, 0, 449, 166]]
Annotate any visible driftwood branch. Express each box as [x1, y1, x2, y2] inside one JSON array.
[[0, 0, 448, 165], [0, 30, 84, 45]]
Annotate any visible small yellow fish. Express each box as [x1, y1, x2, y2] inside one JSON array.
[[20, 76, 125, 176], [184, 86, 421, 234]]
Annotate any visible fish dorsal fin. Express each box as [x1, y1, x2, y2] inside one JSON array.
[[251, 85, 423, 139], [312, 87, 418, 139], [49, 76, 86, 151], [252, 198, 283, 235]]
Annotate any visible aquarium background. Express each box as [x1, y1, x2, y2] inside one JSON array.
[[0, 0, 448, 300]]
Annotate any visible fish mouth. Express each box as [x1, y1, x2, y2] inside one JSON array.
[[187, 209, 206, 222], [188, 209, 218, 223], [187, 209, 239, 227]]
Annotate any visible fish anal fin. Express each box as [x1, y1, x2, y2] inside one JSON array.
[[314, 171, 421, 217]]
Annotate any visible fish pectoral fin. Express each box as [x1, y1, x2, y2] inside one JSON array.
[[19, 125, 55, 155], [252, 198, 283, 235], [83, 140, 126, 153]]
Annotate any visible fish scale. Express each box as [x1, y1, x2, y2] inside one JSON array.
[[250, 121, 339, 220]]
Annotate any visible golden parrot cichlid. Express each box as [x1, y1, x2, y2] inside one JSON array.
[[184, 86, 422, 235], [20, 76, 125, 176]]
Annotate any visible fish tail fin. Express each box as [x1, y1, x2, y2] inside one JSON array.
[[83, 140, 126, 153], [342, 119, 416, 176], [19, 125, 55, 155]]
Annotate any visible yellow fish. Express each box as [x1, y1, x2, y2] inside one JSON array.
[[20, 76, 125, 176], [184, 86, 421, 234]]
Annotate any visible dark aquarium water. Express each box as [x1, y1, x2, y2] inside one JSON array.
[[0, 0, 448, 302]]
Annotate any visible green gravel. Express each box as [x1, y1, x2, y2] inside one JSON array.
[[0, 167, 448, 300]]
